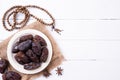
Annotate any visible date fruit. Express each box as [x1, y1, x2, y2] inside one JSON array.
[[24, 62, 41, 70], [40, 47, 48, 62], [2, 71, 21, 80], [0, 59, 9, 73], [32, 41, 41, 56], [18, 40, 32, 51], [12, 42, 19, 53], [34, 35, 47, 46], [15, 52, 30, 65], [26, 49, 39, 63], [19, 34, 33, 42]]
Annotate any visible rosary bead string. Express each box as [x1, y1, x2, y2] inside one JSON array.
[[2, 5, 55, 31]]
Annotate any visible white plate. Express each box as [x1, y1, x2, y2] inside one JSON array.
[[7, 29, 52, 74]]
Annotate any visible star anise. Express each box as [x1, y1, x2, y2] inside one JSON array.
[[43, 69, 51, 78], [56, 67, 63, 76]]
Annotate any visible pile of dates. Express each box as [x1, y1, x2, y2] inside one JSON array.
[[12, 34, 49, 70]]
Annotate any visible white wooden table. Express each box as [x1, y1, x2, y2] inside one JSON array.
[[0, 0, 120, 80]]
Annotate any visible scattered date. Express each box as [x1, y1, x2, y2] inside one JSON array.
[[2, 71, 21, 80], [0, 59, 9, 73]]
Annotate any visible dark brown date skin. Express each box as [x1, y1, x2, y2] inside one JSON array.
[[34, 35, 47, 46], [0, 59, 9, 74], [40, 47, 48, 62], [18, 40, 32, 52], [26, 49, 39, 63], [32, 41, 41, 56], [24, 62, 41, 70], [19, 34, 33, 42], [2, 71, 21, 80], [15, 52, 30, 65], [12, 42, 19, 53]]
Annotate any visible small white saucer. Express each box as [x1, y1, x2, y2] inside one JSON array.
[[7, 29, 52, 74]]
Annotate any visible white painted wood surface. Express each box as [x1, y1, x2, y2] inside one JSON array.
[[0, 0, 120, 80]]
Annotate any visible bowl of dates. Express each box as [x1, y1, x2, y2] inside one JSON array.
[[7, 29, 52, 74]]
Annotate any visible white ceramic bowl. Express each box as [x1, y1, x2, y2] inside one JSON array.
[[7, 29, 52, 74]]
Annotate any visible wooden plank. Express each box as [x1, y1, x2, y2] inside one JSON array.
[[1, 39, 120, 60], [30, 60, 120, 80], [0, 0, 120, 20], [1, 20, 120, 40], [0, 61, 120, 80], [59, 41, 120, 60]]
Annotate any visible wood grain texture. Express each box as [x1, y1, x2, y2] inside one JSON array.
[[0, 0, 120, 80]]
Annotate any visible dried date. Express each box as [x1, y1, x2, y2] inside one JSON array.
[[40, 47, 48, 62], [19, 34, 33, 42], [2, 71, 21, 80], [24, 62, 41, 70], [32, 41, 41, 56], [15, 52, 30, 65], [26, 49, 39, 63], [34, 35, 47, 46], [12, 42, 19, 53], [0, 59, 9, 73], [18, 40, 32, 51]]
